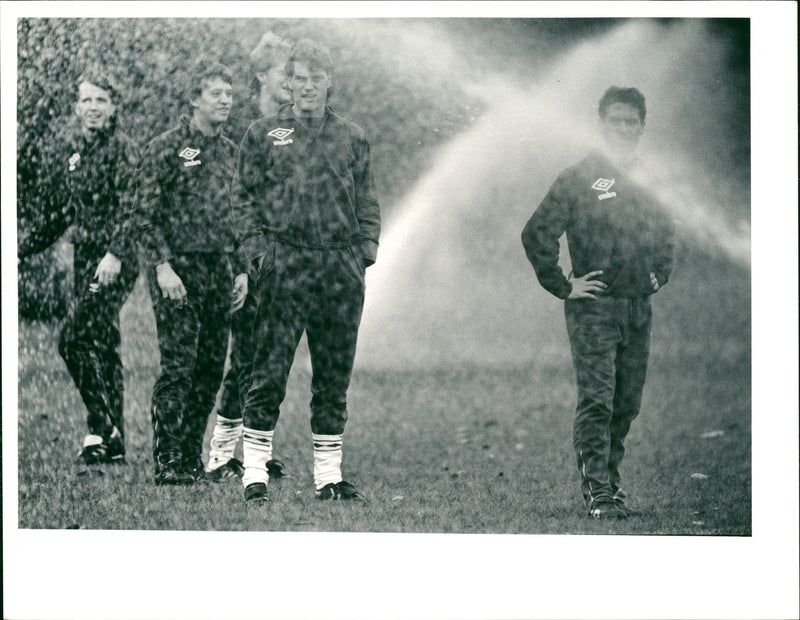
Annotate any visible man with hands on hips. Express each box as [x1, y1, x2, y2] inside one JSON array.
[[522, 86, 674, 519]]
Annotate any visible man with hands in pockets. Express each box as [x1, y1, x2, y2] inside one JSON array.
[[232, 39, 380, 503]]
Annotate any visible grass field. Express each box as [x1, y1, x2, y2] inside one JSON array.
[[17, 247, 751, 535]]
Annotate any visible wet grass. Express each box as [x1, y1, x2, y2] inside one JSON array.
[[17, 272, 751, 535]]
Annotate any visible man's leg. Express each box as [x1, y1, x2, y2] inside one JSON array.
[[608, 297, 652, 501], [307, 248, 366, 500], [181, 255, 231, 479], [241, 244, 311, 497], [147, 261, 201, 484], [207, 285, 255, 475], [61, 259, 137, 463], [565, 297, 623, 514]]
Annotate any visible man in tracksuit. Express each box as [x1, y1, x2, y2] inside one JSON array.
[[205, 31, 293, 482], [135, 61, 244, 486], [521, 86, 674, 519], [18, 73, 140, 464], [232, 39, 381, 502]]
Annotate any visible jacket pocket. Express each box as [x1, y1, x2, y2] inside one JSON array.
[[342, 246, 366, 284]]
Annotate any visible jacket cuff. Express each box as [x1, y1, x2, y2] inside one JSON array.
[[240, 234, 269, 265], [228, 250, 247, 276], [555, 278, 573, 300], [147, 247, 173, 268], [359, 239, 379, 267]]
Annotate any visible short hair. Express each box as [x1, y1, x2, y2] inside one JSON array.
[[285, 39, 334, 78], [75, 71, 119, 104], [187, 60, 233, 102], [598, 86, 646, 123], [250, 31, 293, 74]]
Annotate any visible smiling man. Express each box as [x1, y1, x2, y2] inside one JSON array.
[[18, 72, 140, 465], [232, 39, 381, 503], [521, 86, 675, 519], [134, 60, 244, 486]]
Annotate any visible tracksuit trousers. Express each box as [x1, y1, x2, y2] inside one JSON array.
[[59, 247, 138, 447], [564, 295, 652, 506], [242, 240, 365, 435], [148, 252, 232, 471]]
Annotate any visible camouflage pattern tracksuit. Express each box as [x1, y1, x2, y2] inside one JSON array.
[[18, 123, 140, 451], [521, 151, 674, 508], [135, 116, 242, 475], [232, 104, 380, 436]]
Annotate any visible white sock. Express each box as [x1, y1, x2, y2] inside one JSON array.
[[242, 427, 274, 487], [207, 415, 243, 471], [313, 433, 343, 490], [83, 434, 103, 448]]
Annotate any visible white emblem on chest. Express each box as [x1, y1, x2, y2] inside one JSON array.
[[267, 127, 294, 146], [591, 177, 617, 200], [179, 147, 201, 167], [68, 152, 80, 171]]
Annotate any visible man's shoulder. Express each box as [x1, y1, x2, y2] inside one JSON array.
[[556, 152, 610, 183], [111, 129, 141, 157], [219, 133, 238, 151], [327, 110, 366, 137], [243, 115, 283, 139], [144, 124, 184, 152]]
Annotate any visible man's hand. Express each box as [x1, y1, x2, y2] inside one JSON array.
[[649, 272, 659, 291], [94, 252, 122, 286], [156, 262, 187, 303], [567, 270, 607, 300], [231, 273, 248, 312]]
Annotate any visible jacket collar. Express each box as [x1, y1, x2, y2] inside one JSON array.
[[64, 118, 115, 152], [180, 114, 226, 139], [276, 104, 335, 123]]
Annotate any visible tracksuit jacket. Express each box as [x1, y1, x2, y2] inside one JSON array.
[[232, 104, 381, 270], [135, 115, 242, 272], [521, 150, 674, 300], [18, 122, 140, 262]]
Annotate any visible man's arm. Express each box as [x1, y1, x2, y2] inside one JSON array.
[[520, 174, 573, 299], [105, 137, 142, 259], [650, 207, 675, 291], [133, 139, 175, 268], [231, 124, 270, 272], [96, 137, 142, 285], [133, 139, 186, 302], [18, 157, 73, 261], [351, 130, 381, 267]]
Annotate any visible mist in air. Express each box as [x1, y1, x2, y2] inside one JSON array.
[[14, 17, 749, 371], [353, 19, 750, 369]]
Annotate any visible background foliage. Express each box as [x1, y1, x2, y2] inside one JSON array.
[[16, 17, 485, 317]]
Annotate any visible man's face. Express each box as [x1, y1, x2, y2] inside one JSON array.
[[600, 102, 644, 156], [191, 76, 233, 126], [289, 61, 331, 116], [257, 63, 291, 105], [75, 81, 115, 135]]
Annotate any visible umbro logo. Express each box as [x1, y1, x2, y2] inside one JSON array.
[[591, 177, 616, 200], [179, 147, 201, 167], [267, 127, 294, 146]]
